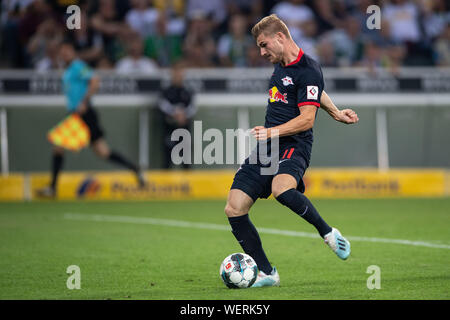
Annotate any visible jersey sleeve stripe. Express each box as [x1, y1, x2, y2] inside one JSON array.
[[298, 101, 320, 108]]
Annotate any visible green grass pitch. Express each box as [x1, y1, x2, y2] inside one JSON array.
[[0, 198, 449, 300]]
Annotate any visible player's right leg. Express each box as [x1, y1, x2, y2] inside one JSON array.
[[225, 182, 279, 287]]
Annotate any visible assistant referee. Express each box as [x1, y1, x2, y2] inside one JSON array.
[[37, 41, 145, 198]]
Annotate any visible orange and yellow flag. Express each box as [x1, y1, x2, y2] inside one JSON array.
[[47, 113, 90, 152]]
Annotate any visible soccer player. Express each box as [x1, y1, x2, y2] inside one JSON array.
[[225, 14, 359, 287], [36, 41, 145, 198]]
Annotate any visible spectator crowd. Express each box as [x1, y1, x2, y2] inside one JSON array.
[[1, 0, 449, 74]]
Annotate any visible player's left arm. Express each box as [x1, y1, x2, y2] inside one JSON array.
[[320, 90, 359, 124]]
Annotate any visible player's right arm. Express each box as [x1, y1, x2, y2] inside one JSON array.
[[320, 91, 359, 124]]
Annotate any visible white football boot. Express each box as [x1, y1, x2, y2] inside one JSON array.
[[324, 227, 351, 260], [251, 267, 280, 288]]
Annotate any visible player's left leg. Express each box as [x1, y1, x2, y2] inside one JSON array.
[[272, 174, 332, 237], [91, 138, 145, 187], [272, 174, 350, 260]]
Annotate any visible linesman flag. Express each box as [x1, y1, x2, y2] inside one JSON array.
[[47, 113, 90, 152]]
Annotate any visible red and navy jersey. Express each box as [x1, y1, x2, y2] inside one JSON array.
[[265, 48, 324, 144]]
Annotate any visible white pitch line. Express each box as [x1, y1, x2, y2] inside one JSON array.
[[63, 213, 450, 250]]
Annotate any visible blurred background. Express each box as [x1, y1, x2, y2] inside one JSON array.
[[2, 0, 449, 70], [0, 0, 449, 199]]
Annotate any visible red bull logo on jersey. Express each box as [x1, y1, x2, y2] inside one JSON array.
[[269, 86, 288, 104]]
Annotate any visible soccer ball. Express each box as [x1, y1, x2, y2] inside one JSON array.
[[219, 253, 258, 289]]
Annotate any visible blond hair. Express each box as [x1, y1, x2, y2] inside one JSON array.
[[251, 14, 291, 39]]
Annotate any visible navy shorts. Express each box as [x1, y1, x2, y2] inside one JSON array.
[[231, 140, 311, 202]]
